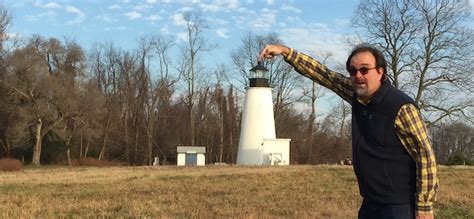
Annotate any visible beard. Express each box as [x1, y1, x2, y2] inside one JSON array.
[[355, 86, 369, 98], [353, 80, 369, 98]]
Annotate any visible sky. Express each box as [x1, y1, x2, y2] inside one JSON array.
[[4, 0, 360, 65]]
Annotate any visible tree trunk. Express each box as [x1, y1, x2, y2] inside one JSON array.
[[219, 118, 224, 163], [98, 113, 111, 161], [147, 136, 153, 166], [124, 111, 130, 164], [218, 94, 225, 163], [134, 122, 139, 165], [189, 95, 194, 146], [84, 133, 91, 158], [307, 82, 317, 164], [31, 118, 43, 166], [67, 149, 71, 166], [0, 139, 10, 158], [80, 130, 84, 158], [66, 122, 76, 166]]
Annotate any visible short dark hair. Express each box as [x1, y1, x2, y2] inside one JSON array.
[[345, 43, 387, 82]]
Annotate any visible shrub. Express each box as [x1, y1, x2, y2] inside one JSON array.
[[0, 158, 23, 172]]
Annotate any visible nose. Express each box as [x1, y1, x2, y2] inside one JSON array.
[[353, 70, 365, 78]]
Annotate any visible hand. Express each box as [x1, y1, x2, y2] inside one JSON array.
[[258, 44, 290, 60], [416, 212, 434, 219]]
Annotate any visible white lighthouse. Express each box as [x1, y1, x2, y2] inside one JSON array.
[[236, 62, 290, 165]]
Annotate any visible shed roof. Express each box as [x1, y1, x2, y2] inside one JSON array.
[[177, 146, 206, 153]]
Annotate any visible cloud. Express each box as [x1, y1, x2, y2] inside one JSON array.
[[146, 14, 162, 21], [5, 32, 22, 40], [250, 13, 276, 29], [43, 2, 61, 9], [108, 5, 121, 10], [160, 26, 171, 34], [266, 0, 274, 5], [216, 28, 230, 38], [34, 1, 62, 9], [65, 6, 86, 24], [281, 26, 351, 64], [172, 13, 187, 26], [286, 16, 300, 22], [177, 31, 188, 42], [178, 7, 194, 12], [199, 4, 220, 12], [104, 26, 127, 31], [207, 17, 228, 25], [25, 11, 57, 22], [281, 4, 301, 13], [225, 0, 240, 9], [199, 0, 240, 12], [125, 11, 142, 20], [232, 15, 247, 26], [334, 18, 350, 27], [96, 14, 117, 23], [261, 8, 277, 13], [133, 3, 153, 11], [146, 0, 158, 3]]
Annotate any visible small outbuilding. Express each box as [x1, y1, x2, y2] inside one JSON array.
[[177, 146, 206, 166], [262, 138, 291, 165]]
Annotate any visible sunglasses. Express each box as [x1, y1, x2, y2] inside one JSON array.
[[348, 67, 377, 76]]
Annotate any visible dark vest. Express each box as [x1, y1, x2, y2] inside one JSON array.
[[352, 81, 417, 204]]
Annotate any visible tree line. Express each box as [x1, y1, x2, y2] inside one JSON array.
[[0, 0, 472, 166]]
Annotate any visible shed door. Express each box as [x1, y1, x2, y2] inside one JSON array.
[[185, 153, 197, 166]]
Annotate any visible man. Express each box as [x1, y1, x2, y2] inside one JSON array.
[[259, 44, 438, 219]]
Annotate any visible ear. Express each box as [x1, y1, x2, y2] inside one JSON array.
[[377, 67, 384, 81]]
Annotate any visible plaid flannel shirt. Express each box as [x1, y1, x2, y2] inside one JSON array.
[[284, 48, 438, 214]]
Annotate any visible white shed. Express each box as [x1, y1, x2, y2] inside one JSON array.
[[177, 146, 206, 166], [262, 138, 291, 165]]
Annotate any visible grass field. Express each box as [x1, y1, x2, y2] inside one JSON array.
[[0, 165, 473, 218]]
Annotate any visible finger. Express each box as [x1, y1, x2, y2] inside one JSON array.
[[264, 54, 274, 59], [258, 46, 268, 61]]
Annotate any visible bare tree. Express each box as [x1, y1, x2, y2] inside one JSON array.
[[351, 0, 474, 126], [1, 36, 83, 165], [136, 35, 177, 165], [0, 6, 19, 158], [0, 5, 11, 53], [303, 52, 331, 164], [179, 11, 214, 146], [76, 80, 105, 159], [89, 42, 125, 161], [431, 122, 473, 165]]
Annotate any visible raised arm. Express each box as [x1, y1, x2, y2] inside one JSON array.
[[259, 44, 354, 104]]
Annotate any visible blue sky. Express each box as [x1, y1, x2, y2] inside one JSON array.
[[4, 0, 360, 65]]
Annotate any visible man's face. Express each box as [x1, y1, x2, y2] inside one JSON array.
[[349, 51, 383, 99]]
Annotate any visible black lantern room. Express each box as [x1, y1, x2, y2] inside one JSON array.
[[249, 61, 269, 87]]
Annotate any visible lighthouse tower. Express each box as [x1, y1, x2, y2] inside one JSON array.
[[236, 62, 290, 165]]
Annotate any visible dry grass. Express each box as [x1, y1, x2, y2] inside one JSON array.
[[0, 158, 23, 172], [0, 165, 472, 218], [67, 158, 127, 166]]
